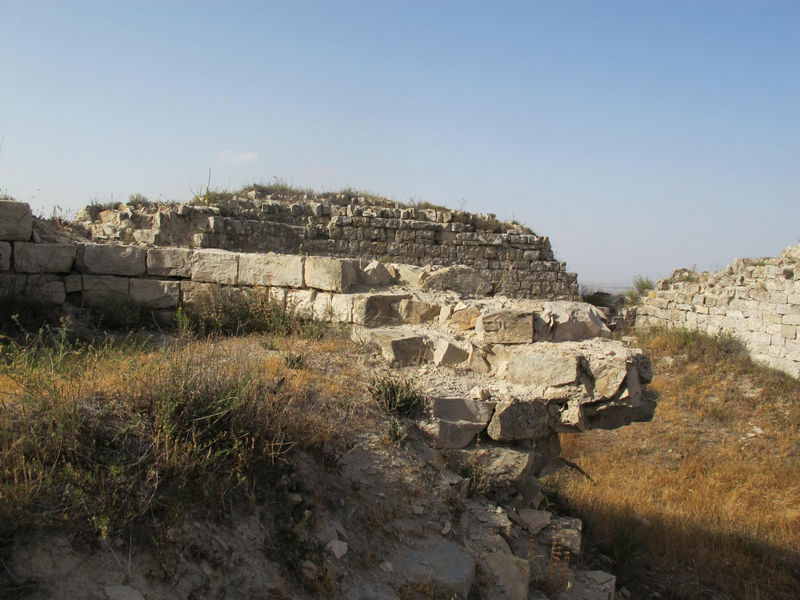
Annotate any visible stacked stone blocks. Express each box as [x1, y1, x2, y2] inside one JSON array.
[[636, 246, 800, 378], [78, 196, 579, 300]]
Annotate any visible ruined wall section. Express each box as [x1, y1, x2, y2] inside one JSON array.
[[79, 196, 578, 300], [636, 244, 800, 378]]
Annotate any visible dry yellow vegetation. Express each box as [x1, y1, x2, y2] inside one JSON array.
[[544, 328, 800, 599]]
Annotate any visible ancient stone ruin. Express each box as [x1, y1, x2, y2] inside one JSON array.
[[0, 196, 653, 599], [636, 244, 800, 378], [72, 191, 579, 300]]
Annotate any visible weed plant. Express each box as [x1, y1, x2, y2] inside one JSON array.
[[369, 376, 424, 417]]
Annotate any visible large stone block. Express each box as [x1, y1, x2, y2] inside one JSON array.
[[488, 344, 581, 387], [82, 275, 130, 306], [0, 242, 10, 270], [180, 280, 217, 305], [305, 256, 357, 292], [396, 298, 440, 324], [13, 242, 76, 273], [239, 252, 304, 287], [352, 293, 411, 327], [487, 397, 550, 441], [0, 273, 27, 296], [79, 244, 147, 276], [130, 279, 180, 308], [190, 249, 239, 284], [476, 310, 534, 343], [23, 274, 66, 304], [0, 200, 32, 241], [286, 289, 317, 319], [147, 247, 193, 277]]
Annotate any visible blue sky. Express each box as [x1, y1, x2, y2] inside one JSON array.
[[2, 1, 798, 287]]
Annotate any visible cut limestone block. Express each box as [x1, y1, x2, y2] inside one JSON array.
[[487, 397, 550, 441], [331, 294, 353, 322], [396, 298, 440, 324], [130, 279, 180, 308], [0, 242, 10, 270], [393, 264, 429, 287], [146, 247, 193, 278], [305, 256, 357, 292], [0, 273, 27, 296], [82, 275, 130, 306], [239, 252, 304, 288], [476, 310, 534, 344], [488, 344, 581, 388], [0, 200, 32, 241], [13, 242, 76, 273], [419, 420, 487, 449], [190, 249, 239, 284], [358, 327, 432, 366], [79, 244, 147, 276], [352, 293, 410, 327], [24, 274, 66, 304], [180, 281, 217, 305], [287, 289, 317, 319]]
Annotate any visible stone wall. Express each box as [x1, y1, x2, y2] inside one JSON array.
[[636, 244, 800, 378], [75, 193, 579, 300]]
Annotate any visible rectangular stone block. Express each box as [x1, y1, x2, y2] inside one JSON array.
[[0, 200, 32, 241], [64, 274, 82, 293], [476, 310, 534, 343], [331, 293, 353, 323], [130, 279, 180, 308], [24, 274, 65, 304], [305, 256, 357, 292], [180, 280, 217, 305], [0, 241, 10, 270], [14, 242, 76, 273], [79, 244, 147, 276], [0, 273, 27, 296], [147, 247, 193, 277], [352, 293, 410, 327], [191, 249, 239, 284], [239, 252, 305, 287], [82, 275, 130, 306], [286, 289, 317, 319], [312, 292, 333, 321]]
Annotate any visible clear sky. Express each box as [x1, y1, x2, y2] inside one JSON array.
[[2, 1, 798, 288]]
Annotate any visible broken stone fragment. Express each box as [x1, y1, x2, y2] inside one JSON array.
[[535, 301, 611, 342], [432, 338, 470, 366], [360, 260, 394, 286], [449, 306, 481, 330], [476, 310, 534, 344], [395, 298, 440, 324]]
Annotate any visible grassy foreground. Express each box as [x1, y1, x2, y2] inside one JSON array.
[[544, 328, 800, 599], [0, 311, 372, 548]]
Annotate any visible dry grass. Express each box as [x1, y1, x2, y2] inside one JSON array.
[[543, 328, 800, 599], [0, 326, 374, 545]]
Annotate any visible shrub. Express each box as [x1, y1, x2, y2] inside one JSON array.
[[633, 275, 654, 295], [369, 376, 424, 417]]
